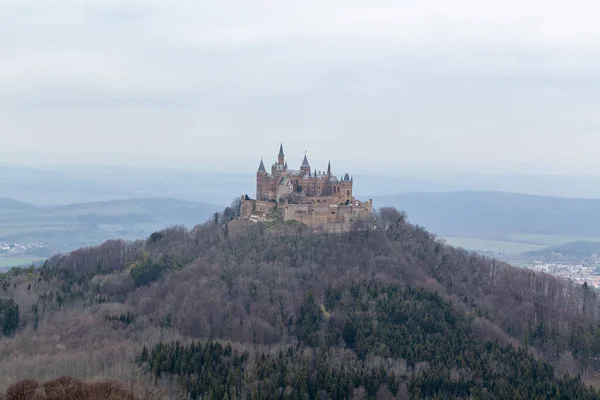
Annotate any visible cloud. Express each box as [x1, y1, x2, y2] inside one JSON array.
[[1, 0, 600, 173]]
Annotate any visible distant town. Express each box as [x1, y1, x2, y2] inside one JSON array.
[[511, 260, 600, 288], [0, 242, 49, 255]]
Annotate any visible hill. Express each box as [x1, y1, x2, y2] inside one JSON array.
[[1, 207, 600, 398], [0, 197, 222, 256], [523, 241, 600, 262], [0, 165, 251, 206], [374, 191, 600, 253], [0, 198, 36, 211]]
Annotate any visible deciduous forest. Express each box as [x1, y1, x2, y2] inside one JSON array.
[[1, 206, 600, 399]]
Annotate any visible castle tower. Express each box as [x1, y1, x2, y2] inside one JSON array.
[[256, 157, 267, 200], [327, 160, 331, 176], [278, 143, 285, 165], [300, 152, 311, 174], [340, 173, 353, 204]]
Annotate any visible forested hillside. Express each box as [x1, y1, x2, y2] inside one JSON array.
[[1, 207, 599, 399]]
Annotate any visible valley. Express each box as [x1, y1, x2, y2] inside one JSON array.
[[0, 197, 222, 269]]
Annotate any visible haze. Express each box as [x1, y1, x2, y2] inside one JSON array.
[[1, 1, 600, 174]]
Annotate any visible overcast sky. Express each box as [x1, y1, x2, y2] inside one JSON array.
[[1, 0, 599, 174]]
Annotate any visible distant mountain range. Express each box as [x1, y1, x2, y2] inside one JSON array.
[[0, 197, 222, 253], [5, 163, 600, 256], [5, 165, 600, 207], [373, 191, 600, 240]]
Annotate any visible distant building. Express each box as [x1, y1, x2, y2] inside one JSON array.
[[241, 143, 373, 232]]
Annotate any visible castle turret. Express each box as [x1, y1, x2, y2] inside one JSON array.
[[257, 158, 266, 174], [278, 143, 285, 165], [327, 161, 331, 176], [300, 152, 311, 174], [340, 173, 353, 203], [256, 157, 267, 200]]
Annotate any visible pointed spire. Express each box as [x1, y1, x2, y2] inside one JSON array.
[[279, 142, 284, 156], [327, 160, 331, 175], [257, 157, 266, 173], [301, 151, 310, 168]]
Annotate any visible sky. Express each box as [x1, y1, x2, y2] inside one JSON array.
[[1, 0, 600, 175]]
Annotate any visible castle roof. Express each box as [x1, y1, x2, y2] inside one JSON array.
[[257, 158, 266, 173], [301, 154, 310, 168], [279, 176, 292, 186], [279, 143, 284, 156]]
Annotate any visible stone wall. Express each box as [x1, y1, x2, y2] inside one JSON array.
[[240, 197, 276, 219], [282, 201, 372, 232], [241, 195, 373, 232]]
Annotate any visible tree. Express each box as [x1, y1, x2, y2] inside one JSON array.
[[296, 291, 321, 347], [0, 298, 18, 336], [5, 379, 38, 400]]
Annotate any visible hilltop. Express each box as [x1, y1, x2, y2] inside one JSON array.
[[0, 208, 599, 398]]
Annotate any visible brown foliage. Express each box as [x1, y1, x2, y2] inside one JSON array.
[[87, 381, 133, 400], [5, 378, 134, 400], [6, 380, 39, 400], [43, 376, 87, 400]]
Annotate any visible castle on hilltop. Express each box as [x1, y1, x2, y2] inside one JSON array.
[[256, 143, 355, 204], [241, 143, 373, 232]]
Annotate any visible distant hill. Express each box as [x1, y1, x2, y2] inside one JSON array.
[[0, 165, 251, 206], [0, 197, 222, 253], [0, 198, 36, 211], [8, 164, 600, 207], [523, 240, 600, 261], [374, 191, 600, 239]]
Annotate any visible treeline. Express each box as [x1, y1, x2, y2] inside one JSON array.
[[2, 205, 600, 393]]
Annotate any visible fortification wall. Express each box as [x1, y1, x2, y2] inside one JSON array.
[[241, 195, 373, 232], [240, 197, 276, 218], [282, 202, 372, 232]]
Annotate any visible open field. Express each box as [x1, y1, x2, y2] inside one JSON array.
[[443, 237, 546, 254]]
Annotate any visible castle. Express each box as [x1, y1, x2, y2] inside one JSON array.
[[241, 143, 373, 232]]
